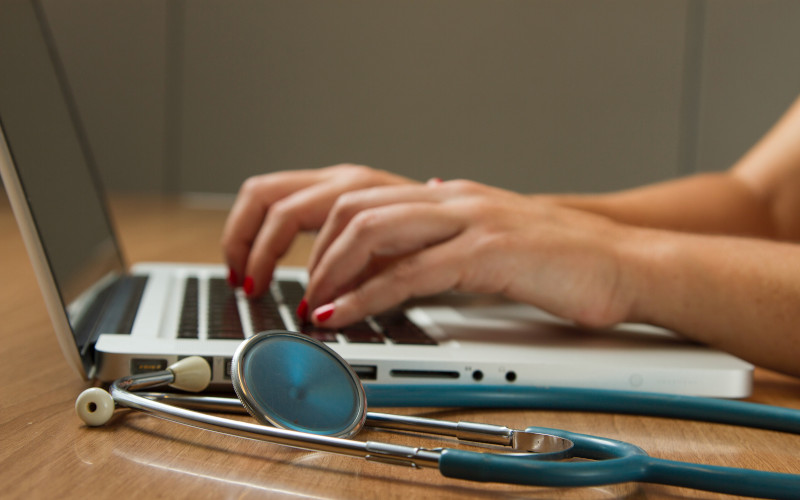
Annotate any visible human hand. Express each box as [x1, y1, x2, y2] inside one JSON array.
[[301, 179, 641, 329], [222, 164, 416, 296]]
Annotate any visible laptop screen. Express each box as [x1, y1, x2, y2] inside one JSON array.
[[0, 1, 125, 320]]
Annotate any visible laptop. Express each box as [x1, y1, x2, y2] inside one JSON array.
[[0, 0, 753, 398]]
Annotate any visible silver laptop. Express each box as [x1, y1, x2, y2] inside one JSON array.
[[0, 0, 753, 398]]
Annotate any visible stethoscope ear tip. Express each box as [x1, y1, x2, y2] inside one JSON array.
[[76, 387, 115, 426], [168, 356, 212, 392]]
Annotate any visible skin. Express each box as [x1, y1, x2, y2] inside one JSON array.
[[222, 95, 800, 377], [221, 165, 414, 297]]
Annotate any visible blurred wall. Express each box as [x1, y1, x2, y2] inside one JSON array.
[[41, 0, 800, 196]]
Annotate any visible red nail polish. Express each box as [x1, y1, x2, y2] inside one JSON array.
[[227, 268, 238, 287], [296, 299, 308, 320], [313, 303, 335, 323], [243, 276, 254, 295]]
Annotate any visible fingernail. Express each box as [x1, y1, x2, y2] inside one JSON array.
[[313, 303, 335, 323], [243, 276, 254, 295], [296, 299, 308, 320], [426, 177, 443, 186], [227, 268, 238, 287]]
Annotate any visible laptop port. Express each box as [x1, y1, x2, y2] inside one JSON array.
[[389, 369, 460, 379], [351, 365, 377, 380], [131, 358, 167, 374]]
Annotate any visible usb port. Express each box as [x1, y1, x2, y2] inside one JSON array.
[[351, 365, 377, 380], [224, 358, 233, 380]]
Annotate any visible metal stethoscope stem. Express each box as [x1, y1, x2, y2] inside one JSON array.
[[79, 356, 571, 471]]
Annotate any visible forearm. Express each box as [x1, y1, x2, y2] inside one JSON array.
[[545, 95, 800, 241], [541, 172, 776, 238], [622, 228, 800, 376]]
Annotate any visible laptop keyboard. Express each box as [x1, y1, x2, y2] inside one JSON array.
[[177, 276, 437, 345]]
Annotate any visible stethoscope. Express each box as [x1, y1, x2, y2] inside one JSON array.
[[76, 330, 800, 499]]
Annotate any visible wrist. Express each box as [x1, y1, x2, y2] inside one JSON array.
[[612, 225, 681, 327]]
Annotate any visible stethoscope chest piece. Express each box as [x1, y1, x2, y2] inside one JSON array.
[[231, 330, 367, 438]]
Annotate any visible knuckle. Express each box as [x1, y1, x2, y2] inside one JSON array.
[[457, 197, 494, 220], [333, 190, 363, 213], [347, 285, 372, 311], [268, 198, 299, 226], [220, 232, 236, 253], [389, 254, 423, 285], [330, 163, 371, 178], [238, 175, 266, 198], [348, 209, 382, 238], [328, 195, 359, 227], [220, 223, 252, 258], [329, 163, 395, 186], [446, 179, 482, 195]]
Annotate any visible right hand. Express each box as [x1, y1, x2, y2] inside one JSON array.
[[221, 164, 416, 297], [301, 179, 638, 330]]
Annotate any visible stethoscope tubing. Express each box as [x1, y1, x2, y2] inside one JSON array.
[[439, 427, 800, 499], [440, 449, 800, 499], [365, 384, 800, 434], [367, 385, 800, 498]]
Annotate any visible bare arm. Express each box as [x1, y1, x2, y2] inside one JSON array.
[[548, 95, 800, 242], [624, 228, 800, 376], [544, 95, 800, 375], [547, 173, 776, 238]]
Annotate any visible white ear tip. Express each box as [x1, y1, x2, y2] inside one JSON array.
[[168, 356, 211, 392], [76, 388, 115, 426]]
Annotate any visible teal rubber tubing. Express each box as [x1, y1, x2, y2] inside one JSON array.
[[365, 386, 800, 499], [438, 426, 800, 499], [364, 385, 800, 433]]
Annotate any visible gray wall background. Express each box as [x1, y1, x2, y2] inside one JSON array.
[[40, 0, 800, 197]]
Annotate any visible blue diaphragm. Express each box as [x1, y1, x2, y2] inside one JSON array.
[[232, 330, 367, 438]]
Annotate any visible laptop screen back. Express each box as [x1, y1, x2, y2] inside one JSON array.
[[0, 1, 125, 332]]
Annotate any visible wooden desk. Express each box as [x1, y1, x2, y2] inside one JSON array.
[[3, 195, 800, 499]]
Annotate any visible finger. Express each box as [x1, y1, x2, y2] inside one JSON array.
[[241, 180, 358, 297], [305, 202, 465, 310], [223, 165, 418, 289], [308, 182, 447, 274], [309, 237, 469, 327], [221, 170, 326, 284]]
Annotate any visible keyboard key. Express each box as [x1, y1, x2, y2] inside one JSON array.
[[208, 278, 244, 339], [299, 322, 338, 343], [248, 293, 286, 333], [277, 279, 305, 313], [341, 321, 385, 344], [177, 277, 199, 339], [375, 310, 437, 345]]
